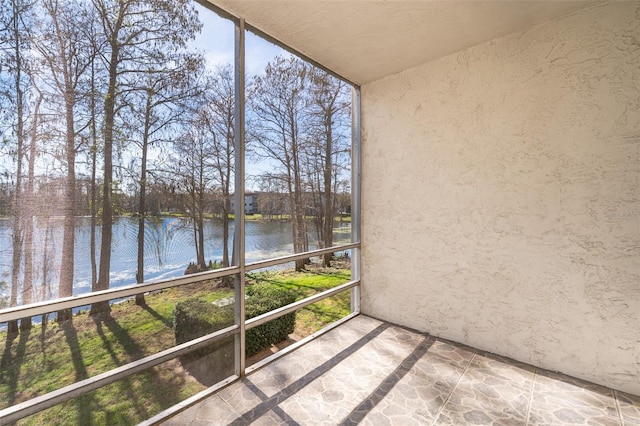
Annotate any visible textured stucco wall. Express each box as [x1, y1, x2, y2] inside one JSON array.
[[361, 1, 639, 395]]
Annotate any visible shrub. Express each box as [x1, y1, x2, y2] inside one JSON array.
[[174, 300, 234, 345], [245, 285, 296, 356], [174, 300, 235, 385], [174, 284, 297, 364]]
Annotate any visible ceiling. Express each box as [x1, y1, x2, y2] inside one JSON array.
[[206, 0, 596, 86]]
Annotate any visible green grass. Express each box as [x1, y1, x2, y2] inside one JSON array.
[[0, 265, 351, 425], [227, 213, 352, 223], [246, 268, 350, 336]]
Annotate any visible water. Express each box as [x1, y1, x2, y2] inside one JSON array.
[[0, 216, 351, 305]]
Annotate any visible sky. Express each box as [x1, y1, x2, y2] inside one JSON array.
[[193, 3, 292, 79], [0, 1, 333, 192], [192, 2, 294, 189]]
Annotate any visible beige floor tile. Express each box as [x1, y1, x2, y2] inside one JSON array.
[[159, 316, 637, 426]]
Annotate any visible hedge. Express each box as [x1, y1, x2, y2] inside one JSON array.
[[174, 284, 297, 359], [245, 284, 296, 356], [174, 300, 235, 385]]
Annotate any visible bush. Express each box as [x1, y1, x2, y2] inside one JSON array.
[[174, 284, 297, 367], [174, 300, 234, 346], [174, 300, 235, 385], [245, 285, 296, 356]]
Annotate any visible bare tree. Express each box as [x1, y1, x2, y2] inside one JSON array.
[[87, 62, 102, 296], [249, 56, 310, 271], [126, 52, 203, 305], [304, 68, 350, 267], [0, 0, 34, 333], [18, 90, 42, 330], [89, 0, 201, 315], [197, 66, 234, 269], [170, 123, 215, 271], [256, 173, 289, 221], [32, 0, 95, 322], [78, 6, 108, 299]]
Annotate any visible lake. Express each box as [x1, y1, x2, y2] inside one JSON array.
[[0, 216, 351, 304]]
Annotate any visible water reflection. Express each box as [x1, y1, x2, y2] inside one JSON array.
[[0, 216, 350, 303]]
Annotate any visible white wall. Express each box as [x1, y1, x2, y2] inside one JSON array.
[[361, 1, 639, 395]]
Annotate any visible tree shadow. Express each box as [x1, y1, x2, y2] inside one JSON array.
[[61, 321, 88, 381], [339, 337, 435, 425], [228, 323, 391, 425], [1, 309, 200, 423], [1, 327, 30, 406], [93, 315, 148, 421], [94, 314, 187, 420], [250, 275, 344, 299], [38, 314, 51, 367], [61, 321, 94, 426], [179, 337, 235, 387], [141, 304, 173, 329], [0, 330, 18, 385]]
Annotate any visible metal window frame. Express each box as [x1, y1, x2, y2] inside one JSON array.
[[0, 246, 360, 423], [0, 244, 359, 325], [0, 266, 240, 323], [351, 86, 362, 314], [233, 15, 247, 379], [0, 325, 239, 424], [195, 0, 357, 88], [0, 2, 362, 423]]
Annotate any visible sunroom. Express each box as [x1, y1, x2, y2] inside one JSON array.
[[0, 0, 638, 424]]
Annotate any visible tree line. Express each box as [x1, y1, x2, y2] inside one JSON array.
[[0, 0, 351, 331]]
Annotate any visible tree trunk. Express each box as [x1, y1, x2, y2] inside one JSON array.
[[18, 212, 32, 331], [197, 213, 205, 269], [8, 0, 25, 334], [322, 114, 334, 267], [20, 94, 41, 330], [219, 194, 232, 287], [57, 87, 76, 323], [8, 221, 21, 335], [89, 68, 98, 294], [196, 161, 206, 269], [135, 91, 152, 306], [292, 149, 308, 271], [292, 193, 308, 271], [91, 44, 119, 317], [41, 221, 53, 302], [222, 195, 230, 267]]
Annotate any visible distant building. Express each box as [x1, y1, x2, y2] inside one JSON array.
[[231, 192, 260, 215]]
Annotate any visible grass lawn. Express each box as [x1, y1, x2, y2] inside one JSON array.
[[0, 265, 351, 425], [227, 213, 352, 223]]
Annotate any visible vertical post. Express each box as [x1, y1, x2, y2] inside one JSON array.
[[351, 86, 361, 314], [233, 17, 246, 377]]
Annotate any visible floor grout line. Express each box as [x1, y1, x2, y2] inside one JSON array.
[[613, 389, 624, 426], [525, 368, 537, 426], [160, 317, 640, 426], [429, 349, 477, 426]]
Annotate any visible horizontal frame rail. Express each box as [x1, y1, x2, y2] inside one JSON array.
[[145, 311, 360, 426], [0, 266, 240, 323], [246, 280, 359, 330], [0, 277, 361, 424], [245, 243, 360, 272], [0, 242, 360, 324], [0, 242, 360, 424], [0, 325, 239, 424]]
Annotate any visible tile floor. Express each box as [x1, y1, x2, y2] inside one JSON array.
[[161, 315, 640, 425]]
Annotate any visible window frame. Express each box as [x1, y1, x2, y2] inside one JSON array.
[[0, 4, 361, 423]]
